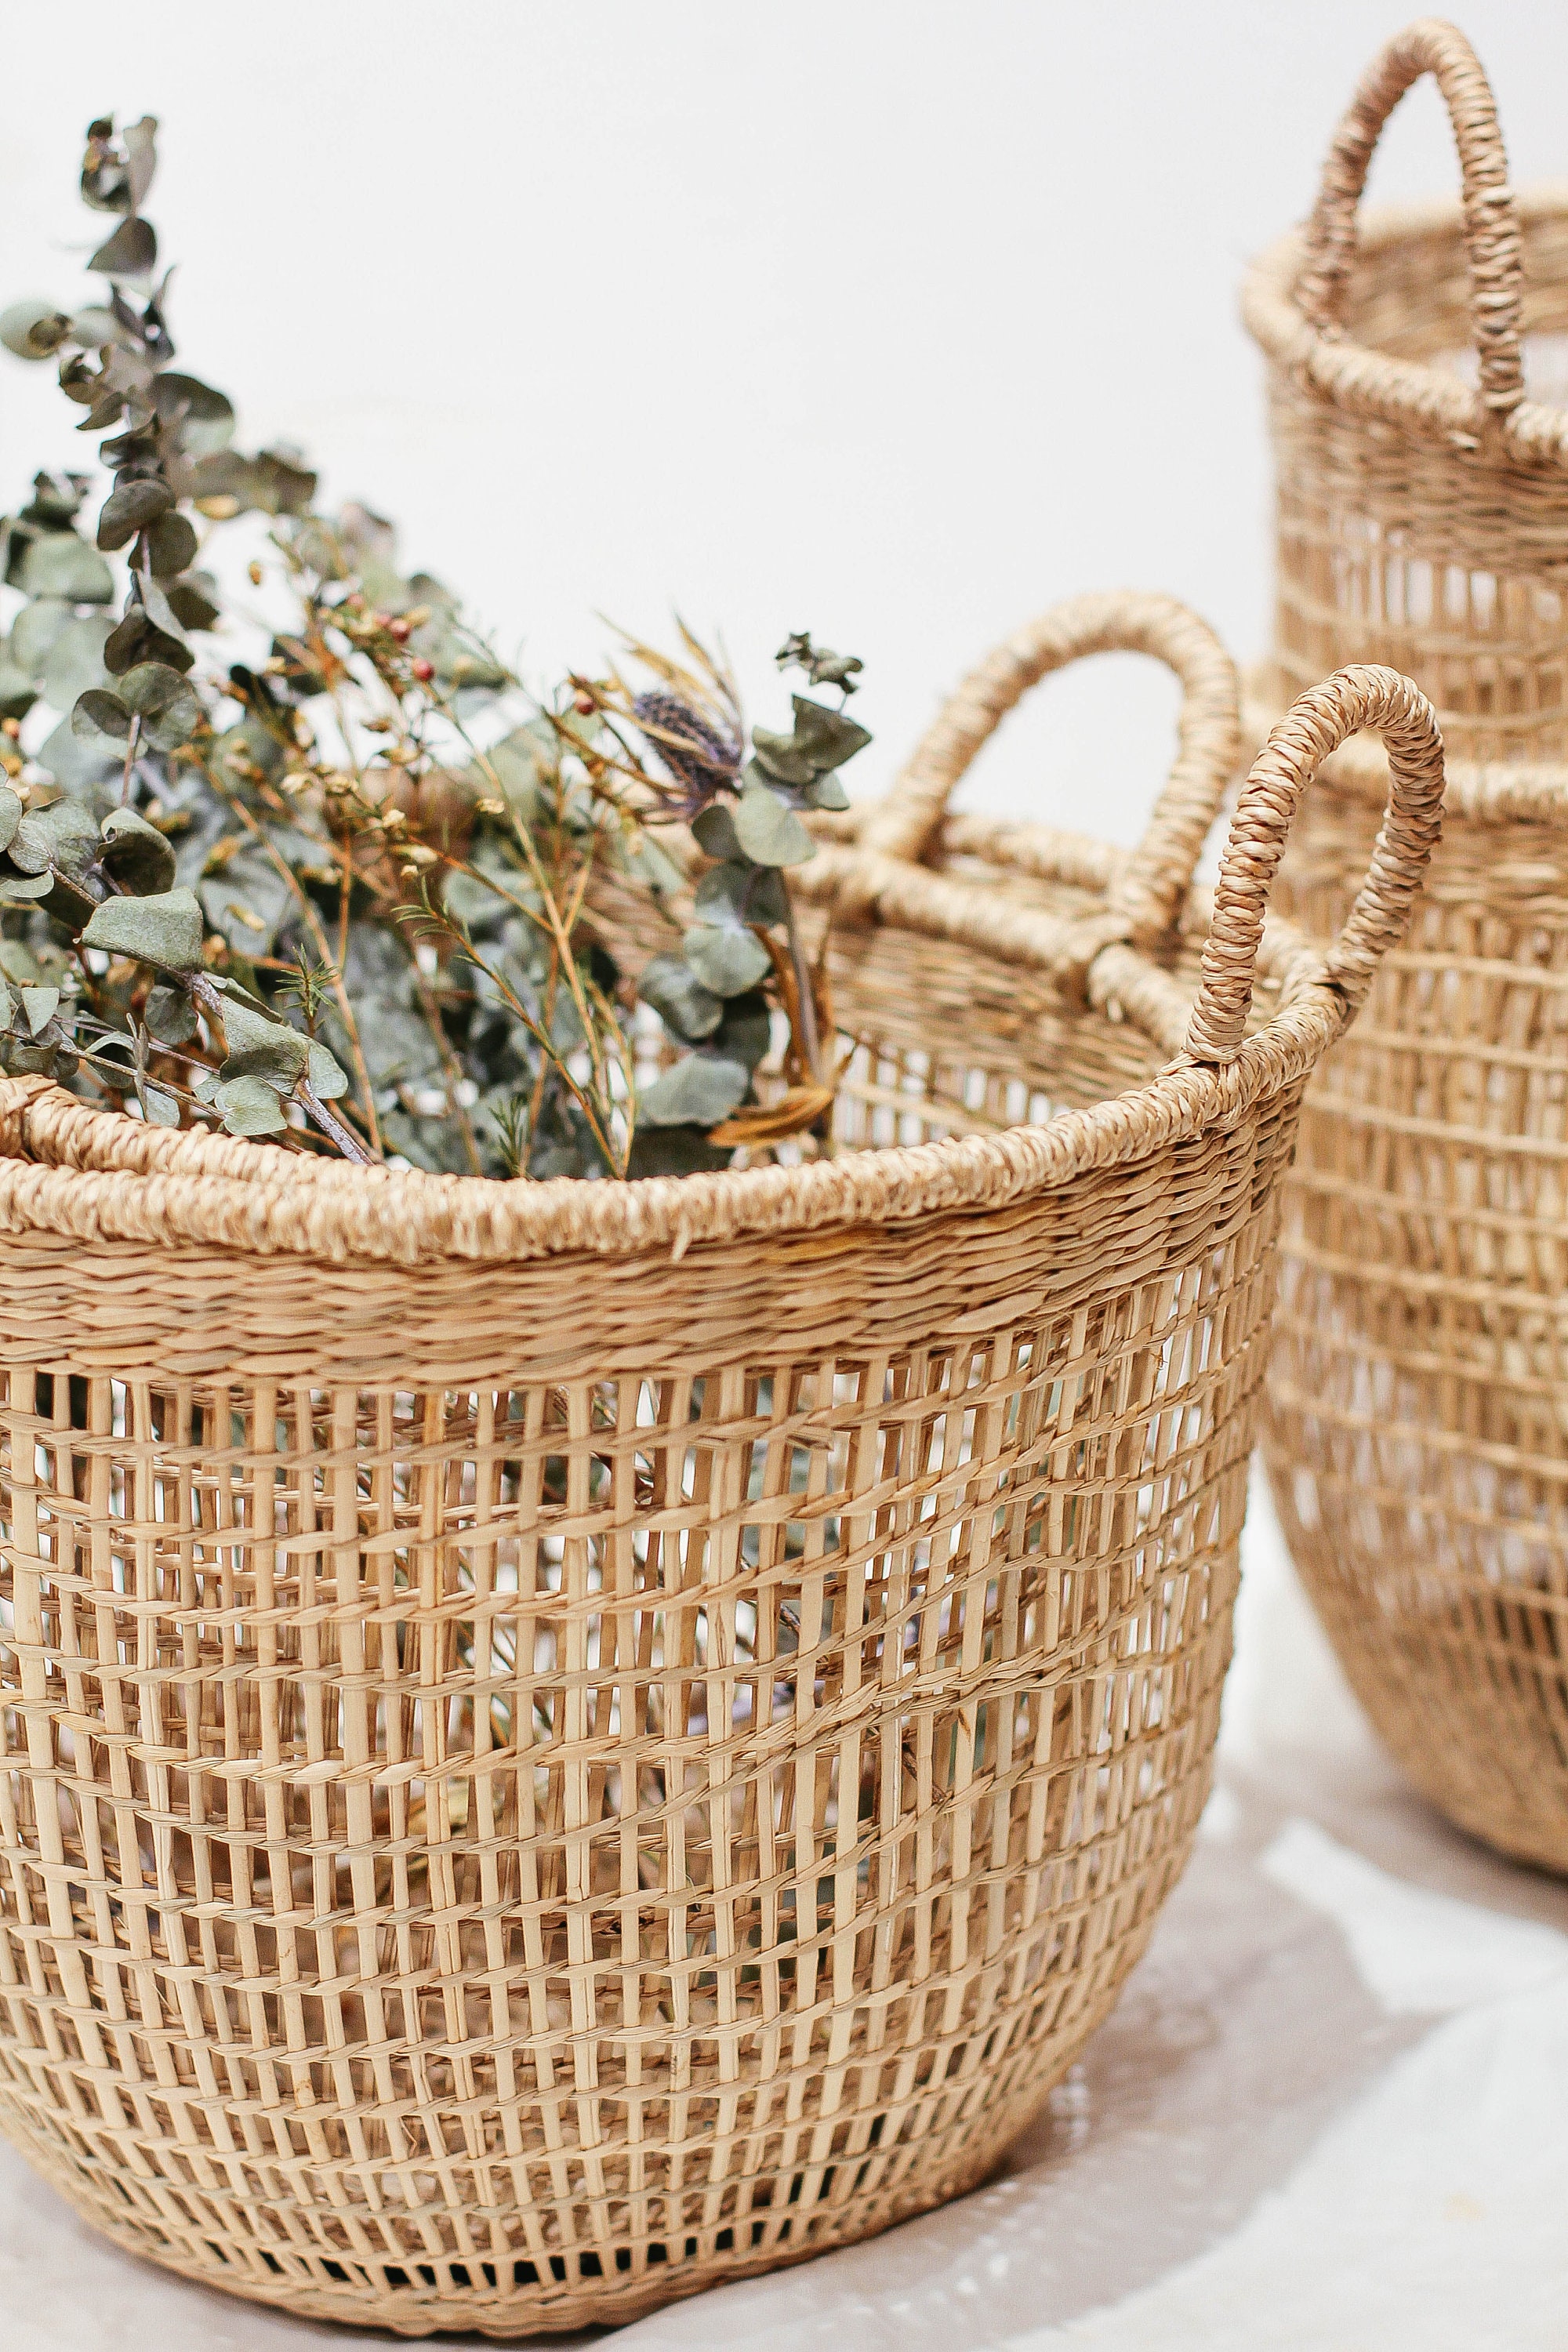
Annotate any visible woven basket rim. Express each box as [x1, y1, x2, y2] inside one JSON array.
[[1243, 183, 1568, 471], [0, 971, 1343, 1269]]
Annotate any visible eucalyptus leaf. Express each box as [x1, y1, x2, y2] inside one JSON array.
[[254, 449, 317, 516], [804, 771, 851, 811], [97, 478, 173, 551], [36, 713, 119, 795], [693, 858, 787, 930], [0, 299, 71, 361], [80, 884, 204, 970], [136, 569, 191, 645], [120, 660, 201, 748], [0, 941, 47, 985], [788, 696, 873, 771], [41, 615, 114, 710], [0, 664, 35, 722], [142, 1086, 180, 1127], [713, 990, 772, 1073], [637, 1049, 750, 1127], [0, 787, 22, 855], [10, 797, 100, 878], [100, 805, 177, 895], [215, 996, 309, 1076], [143, 510, 198, 576], [104, 601, 192, 677], [682, 922, 773, 996], [163, 570, 220, 631], [20, 986, 60, 1037], [733, 782, 814, 867], [638, 952, 724, 1042], [152, 372, 235, 459], [307, 1040, 349, 1100], [145, 981, 198, 1045], [0, 873, 55, 904], [88, 214, 157, 281], [212, 1073, 287, 1135], [20, 532, 114, 603], [691, 802, 741, 861], [121, 116, 158, 212], [626, 829, 687, 894], [220, 1032, 310, 1089], [12, 599, 73, 680], [73, 688, 132, 742], [749, 728, 817, 788], [67, 303, 137, 352], [19, 473, 84, 528]]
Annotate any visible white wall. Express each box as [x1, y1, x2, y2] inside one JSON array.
[[3, 2, 1566, 848]]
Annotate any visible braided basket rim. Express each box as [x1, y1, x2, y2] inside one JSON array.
[[0, 961, 1345, 1271], [1243, 183, 1568, 472]]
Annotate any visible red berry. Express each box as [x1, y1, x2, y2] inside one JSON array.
[[388, 617, 412, 643], [574, 693, 596, 716], [411, 658, 434, 683]]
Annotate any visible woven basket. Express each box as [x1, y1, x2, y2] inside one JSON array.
[[1244, 16, 1568, 762], [0, 595, 1442, 2336], [1245, 19, 1568, 1871]]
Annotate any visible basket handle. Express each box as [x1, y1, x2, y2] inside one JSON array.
[[1296, 16, 1524, 417], [1185, 666, 1444, 1065], [851, 590, 1240, 942]]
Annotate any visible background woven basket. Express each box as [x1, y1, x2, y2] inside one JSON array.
[[1244, 19, 1568, 1871], [0, 590, 1443, 2336]]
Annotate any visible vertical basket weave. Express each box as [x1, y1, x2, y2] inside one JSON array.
[[0, 600, 1442, 2335], [1244, 19, 1568, 1870]]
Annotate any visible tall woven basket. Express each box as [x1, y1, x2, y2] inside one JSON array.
[[0, 591, 1442, 2336], [1244, 18, 1568, 1870]]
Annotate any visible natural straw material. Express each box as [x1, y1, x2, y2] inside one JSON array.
[[1245, 20, 1568, 1870], [1243, 17, 1568, 766], [0, 600, 1441, 2334]]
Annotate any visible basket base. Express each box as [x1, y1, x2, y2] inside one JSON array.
[[0, 2032, 1106, 2338], [1264, 1450, 1568, 1877]]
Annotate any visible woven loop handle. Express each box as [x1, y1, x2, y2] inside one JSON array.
[[852, 590, 1240, 942], [1297, 16, 1524, 416], [1185, 666, 1444, 1065]]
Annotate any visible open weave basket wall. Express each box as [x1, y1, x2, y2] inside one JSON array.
[[1245, 20, 1568, 1871], [0, 591, 1443, 2335], [1243, 16, 1568, 767]]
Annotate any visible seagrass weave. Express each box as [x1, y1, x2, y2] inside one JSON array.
[[1243, 17, 1568, 765], [0, 602, 1443, 2334], [1245, 20, 1568, 1871]]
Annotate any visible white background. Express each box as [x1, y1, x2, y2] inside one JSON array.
[[3, 2, 1567, 847]]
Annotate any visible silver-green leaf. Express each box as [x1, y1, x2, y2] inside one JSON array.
[[100, 805, 177, 895], [733, 782, 814, 868], [212, 1073, 288, 1136], [80, 885, 205, 971], [20, 533, 115, 604], [682, 922, 772, 997], [638, 952, 724, 1042], [637, 1051, 751, 1128]]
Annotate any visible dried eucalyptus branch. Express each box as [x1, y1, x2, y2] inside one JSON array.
[[0, 113, 873, 1181]]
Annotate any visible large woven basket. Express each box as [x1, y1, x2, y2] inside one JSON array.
[[1245, 19, 1568, 1871], [0, 594, 1442, 2336]]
